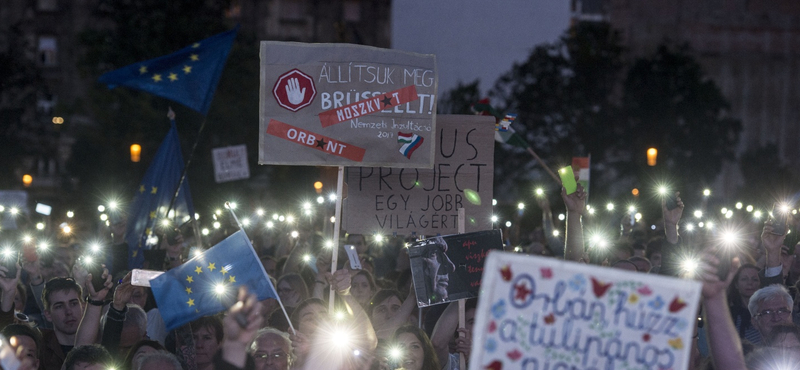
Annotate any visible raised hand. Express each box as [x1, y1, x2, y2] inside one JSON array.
[[662, 192, 685, 227], [285, 78, 306, 105], [561, 183, 586, 215]]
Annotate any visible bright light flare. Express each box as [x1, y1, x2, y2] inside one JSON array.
[[242, 218, 251, 227], [606, 203, 614, 211], [553, 230, 560, 237], [100, 214, 108, 221], [97, 205, 105, 212], [202, 228, 210, 236], [746, 205, 753, 212], [375, 234, 384, 243], [160, 219, 170, 226], [518, 203, 525, 210], [266, 221, 274, 228], [657, 186, 668, 195], [213, 222, 221, 229], [324, 240, 334, 249], [492, 199, 497, 206], [681, 258, 700, 276], [558, 214, 565, 221], [735, 202, 743, 210], [316, 196, 325, 204], [9, 207, 18, 216], [302, 254, 311, 262], [703, 189, 711, 197], [36, 223, 44, 230], [505, 221, 512, 228], [535, 188, 544, 196], [66, 211, 74, 218], [329, 193, 337, 202], [693, 210, 702, 218], [38, 242, 49, 251], [635, 213, 642, 221], [108, 201, 118, 210], [90, 243, 102, 254], [491, 215, 498, 223], [291, 230, 299, 238], [214, 284, 226, 295], [62, 225, 72, 234], [21, 235, 32, 243], [685, 223, 695, 231], [286, 215, 295, 224], [754, 210, 762, 219], [303, 202, 312, 210], [389, 347, 403, 360], [256, 208, 265, 216]]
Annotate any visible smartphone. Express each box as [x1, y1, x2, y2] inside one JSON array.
[[35, 203, 52, 216], [81, 257, 106, 293], [665, 193, 678, 211], [717, 249, 732, 281], [131, 269, 165, 287], [770, 203, 788, 235], [0, 250, 17, 278], [21, 242, 37, 263], [344, 245, 362, 270], [558, 166, 577, 195]]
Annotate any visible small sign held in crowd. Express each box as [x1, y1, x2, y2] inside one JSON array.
[[212, 144, 250, 183], [470, 252, 702, 370], [408, 229, 504, 307]]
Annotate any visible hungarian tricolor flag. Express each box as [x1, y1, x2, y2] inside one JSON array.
[[572, 156, 590, 197]]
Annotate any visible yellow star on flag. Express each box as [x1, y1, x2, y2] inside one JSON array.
[[229, 276, 236, 283], [183, 65, 192, 74], [139, 185, 145, 193], [192, 43, 200, 48], [139, 65, 148, 74], [187, 298, 195, 307], [151, 186, 157, 194], [152, 74, 162, 82], [149, 211, 156, 219], [186, 276, 194, 283], [145, 228, 151, 235], [220, 266, 228, 276], [195, 266, 203, 274], [132, 250, 138, 257], [190, 54, 199, 61], [207, 263, 216, 271], [168, 73, 178, 82], [185, 287, 192, 294]]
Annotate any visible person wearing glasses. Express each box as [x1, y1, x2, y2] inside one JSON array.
[[250, 328, 293, 370], [749, 284, 794, 341]]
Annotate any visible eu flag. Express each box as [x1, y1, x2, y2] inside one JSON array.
[[125, 121, 195, 269], [97, 27, 238, 115], [149, 230, 277, 331]]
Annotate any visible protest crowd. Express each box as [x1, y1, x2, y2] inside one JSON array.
[[0, 179, 797, 370]]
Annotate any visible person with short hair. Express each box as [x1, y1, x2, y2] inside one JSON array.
[[39, 277, 85, 370], [250, 328, 293, 370], [1, 324, 42, 369], [134, 350, 181, 370], [749, 284, 794, 340], [63, 344, 113, 370], [191, 315, 224, 370]]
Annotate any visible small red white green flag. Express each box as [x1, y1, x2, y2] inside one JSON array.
[[572, 156, 590, 196]]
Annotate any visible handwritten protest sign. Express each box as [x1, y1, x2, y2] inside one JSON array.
[[259, 42, 437, 167], [470, 252, 702, 370], [342, 115, 494, 235], [212, 145, 250, 183], [408, 230, 503, 307]]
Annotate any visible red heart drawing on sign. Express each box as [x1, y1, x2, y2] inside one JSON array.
[[540, 267, 553, 279], [488, 321, 497, 333], [591, 277, 612, 298], [668, 296, 687, 313], [500, 266, 512, 281], [486, 360, 502, 370], [507, 349, 522, 361]]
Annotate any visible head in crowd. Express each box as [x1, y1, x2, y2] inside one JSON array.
[[749, 284, 794, 338], [609, 240, 634, 264], [260, 255, 278, 277], [393, 325, 440, 370], [644, 238, 663, 269], [134, 350, 181, 370], [250, 328, 293, 370], [764, 325, 800, 348], [416, 236, 455, 303], [628, 256, 651, 273], [746, 346, 800, 370], [346, 234, 368, 255], [610, 259, 638, 272], [63, 344, 113, 370], [42, 277, 84, 336], [729, 264, 760, 306], [277, 273, 309, 308], [190, 316, 224, 369], [1, 324, 41, 369], [291, 298, 327, 335], [123, 339, 166, 370], [117, 304, 148, 356], [368, 290, 403, 329], [351, 270, 377, 307]]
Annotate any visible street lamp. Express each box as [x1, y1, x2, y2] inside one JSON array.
[[130, 144, 141, 162], [647, 148, 657, 166]]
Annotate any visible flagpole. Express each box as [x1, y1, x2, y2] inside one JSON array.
[[525, 146, 561, 185], [164, 107, 207, 251], [329, 166, 345, 312], [225, 202, 297, 334]]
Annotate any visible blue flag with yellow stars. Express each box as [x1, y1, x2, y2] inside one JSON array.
[[125, 120, 195, 269], [150, 230, 277, 331], [97, 26, 238, 115]]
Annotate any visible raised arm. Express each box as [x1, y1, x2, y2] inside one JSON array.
[[374, 288, 417, 339], [662, 192, 684, 245], [431, 301, 458, 367], [697, 253, 746, 370], [562, 183, 586, 262], [328, 269, 378, 351], [74, 265, 113, 346]]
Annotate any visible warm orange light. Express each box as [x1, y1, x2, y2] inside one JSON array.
[[647, 148, 657, 166], [313, 181, 323, 194], [130, 144, 141, 162], [632, 188, 640, 196], [22, 174, 32, 187]]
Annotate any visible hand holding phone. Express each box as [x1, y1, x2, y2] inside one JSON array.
[[81, 256, 107, 293], [665, 192, 679, 211], [770, 203, 788, 235], [558, 166, 577, 195], [0, 250, 18, 279]]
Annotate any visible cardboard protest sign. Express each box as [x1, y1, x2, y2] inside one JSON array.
[[408, 229, 503, 307], [470, 252, 702, 370], [259, 42, 437, 167], [212, 145, 250, 183], [343, 115, 494, 235]]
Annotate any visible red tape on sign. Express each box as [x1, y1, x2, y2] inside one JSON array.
[[318, 85, 419, 128], [266, 119, 366, 162]]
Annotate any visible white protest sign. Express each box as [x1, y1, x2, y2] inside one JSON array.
[[259, 42, 437, 167], [212, 145, 250, 183], [343, 115, 494, 235], [470, 252, 702, 370]]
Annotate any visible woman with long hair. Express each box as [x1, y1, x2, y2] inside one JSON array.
[[727, 264, 762, 344], [393, 325, 440, 370]]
